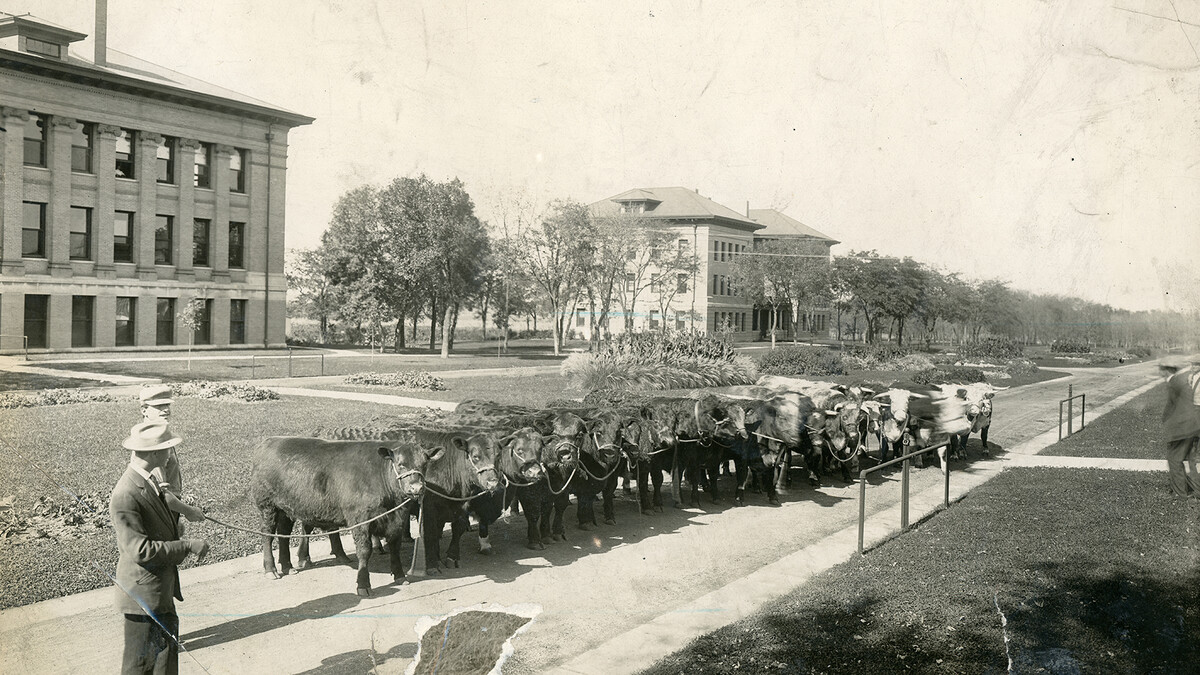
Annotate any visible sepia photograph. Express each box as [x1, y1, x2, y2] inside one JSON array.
[[0, 1, 1198, 673]]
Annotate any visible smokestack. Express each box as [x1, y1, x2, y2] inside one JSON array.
[[94, 0, 107, 67], [746, 201, 749, 217]]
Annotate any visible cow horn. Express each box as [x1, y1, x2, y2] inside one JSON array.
[[824, 409, 838, 416]]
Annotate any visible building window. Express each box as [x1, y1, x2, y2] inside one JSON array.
[[24, 295, 49, 349], [156, 136, 175, 184], [115, 129, 136, 179], [154, 216, 173, 265], [228, 221, 245, 268], [115, 297, 136, 347], [649, 310, 660, 330], [676, 317, 686, 331], [70, 207, 92, 260], [22, 202, 46, 257], [229, 299, 247, 344], [23, 113, 47, 166], [71, 296, 94, 348], [625, 274, 635, 293], [24, 37, 62, 58], [677, 274, 688, 293], [193, 299, 212, 345], [712, 275, 718, 294], [194, 142, 212, 188], [156, 298, 175, 346], [712, 240, 719, 262], [650, 273, 660, 294], [193, 219, 210, 267], [114, 211, 134, 263], [70, 122, 93, 173], [230, 148, 246, 193], [678, 238, 689, 254]]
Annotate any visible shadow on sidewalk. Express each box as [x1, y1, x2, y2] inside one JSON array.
[[181, 586, 404, 651], [296, 640, 418, 674]]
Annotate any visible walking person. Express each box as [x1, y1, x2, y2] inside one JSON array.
[[110, 420, 210, 674], [137, 385, 204, 525], [1160, 358, 1200, 498]]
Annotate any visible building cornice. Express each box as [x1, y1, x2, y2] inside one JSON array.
[[0, 49, 314, 128]]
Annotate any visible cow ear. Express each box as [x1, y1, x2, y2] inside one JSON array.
[[833, 401, 847, 412], [542, 434, 556, 444], [451, 437, 468, 453], [377, 446, 393, 460], [984, 392, 995, 399]]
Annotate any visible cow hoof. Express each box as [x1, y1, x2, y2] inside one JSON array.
[[287, 567, 299, 575], [641, 508, 655, 515], [578, 522, 594, 531], [526, 542, 544, 551], [266, 569, 282, 580], [478, 547, 494, 556], [768, 496, 781, 506], [443, 558, 460, 569], [655, 505, 664, 513], [622, 487, 632, 495], [604, 518, 616, 525], [426, 568, 442, 576], [393, 576, 408, 585], [334, 555, 352, 565], [552, 533, 567, 542], [356, 587, 370, 598], [297, 559, 311, 570]]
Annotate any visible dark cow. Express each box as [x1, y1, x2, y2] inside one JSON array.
[[250, 437, 437, 597], [641, 394, 735, 509], [569, 409, 625, 529], [493, 426, 554, 549], [745, 392, 823, 502], [619, 412, 668, 514]]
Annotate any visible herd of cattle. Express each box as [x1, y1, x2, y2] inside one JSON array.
[[249, 376, 998, 596]]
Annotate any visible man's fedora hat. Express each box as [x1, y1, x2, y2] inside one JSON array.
[[139, 384, 174, 407], [123, 421, 181, 452]]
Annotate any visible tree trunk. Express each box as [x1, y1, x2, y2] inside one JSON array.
[[440, 301, 454, 358], [410, 310, 418, 341], [395, 314, 405, 351], [770, 305, 778, 349], [896, 317, 905, 346], [448, 302, 460, 351], [428, 297, 438, 351], [319, 314, 328, 344], [550, 303, 562, 356]]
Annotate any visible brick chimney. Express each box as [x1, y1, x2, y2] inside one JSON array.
[[94, 0, 107, 66]]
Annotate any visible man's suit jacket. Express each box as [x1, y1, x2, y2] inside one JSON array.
[[109, 466, 192, 616], [1163, 369, 1200, 443]]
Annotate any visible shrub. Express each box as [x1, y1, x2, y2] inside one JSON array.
[[1127, 345, 1153, 358], [892, 353, 936, 371], [846, 343, 911, 365], [1004, 358, 1040, 377], [0, 389, 115, 409], [562, 353, 757, 391], [177, 381, 280, 402], [599, 331, 738, 363], [343, 371, 447, 391], [911, 366, 987, 385], [1051, 339, 1091, 354], [756, 346, 846, 377], [958, 337, 1024, 360]]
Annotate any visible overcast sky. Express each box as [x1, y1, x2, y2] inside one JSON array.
[[11, 0, 1200, 312]]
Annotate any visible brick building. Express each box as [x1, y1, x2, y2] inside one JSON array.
[[587, 187, 838, 340], [0, 12, 312, 353]]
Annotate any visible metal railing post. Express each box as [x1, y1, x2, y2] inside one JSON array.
[[941, 446, 949, 508], [23, 335, 28, 361], [321, 353, 325, 376], [1058, 401, 1064, 441], [250, 355, 256, 379], [900, 458, 910, 529], [858, 473, 867, 555], [1081, 394, 1086, 430], [288, 348, 293, 378]]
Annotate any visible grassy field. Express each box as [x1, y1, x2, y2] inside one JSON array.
[[0, 395, 407, 610], [315, 372, 582, 408], [0, 371, 107, 392], [1042, 382, 1166, 460], [642, 384, 1200, 675]]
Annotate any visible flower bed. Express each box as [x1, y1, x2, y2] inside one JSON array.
[[343, 370, 447, 391]]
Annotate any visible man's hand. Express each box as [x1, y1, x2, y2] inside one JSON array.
[[183, 504, 206, 523], [187, 539, 210, 563]]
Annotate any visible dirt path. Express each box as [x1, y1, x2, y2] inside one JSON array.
[[0, 361, 1164, 675]]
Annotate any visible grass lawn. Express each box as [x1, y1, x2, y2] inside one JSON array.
[[642, 466, 1200, 675], [315, 372, 583, 408], [1042, 383, 1166, 460], [34, 352, 565, 382], [0, 371, 109, 392], [0, 396, 415, 610]]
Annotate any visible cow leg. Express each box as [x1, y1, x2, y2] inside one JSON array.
[[384, 518, 407, 583], [670, 459, 684, 509], [260, 506, 281, 579], [981, 426, 990, 456], [276, 513, 297, 576], [520, 491, 544, 550], [577, 487, 597, 530], [686, 454, 702, 509], [733, 458, 747, 506], [422, 507, 445, 575], [351, 524, 373, 597], [473, 493, 501, 555], [707, 463, 721, 504], [538, 491, 553, 543], [443, 513, 466, 568], [650, 462, 664, 511], [297, 523, 314, 570], [603, 472, 618, 524], [635, 461, 652, 515], [551, 492, 569, 541], [328, 533, 352, 565]]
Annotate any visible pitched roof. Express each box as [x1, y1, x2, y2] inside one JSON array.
[[0, 13, 312, 127], [748, 208, 838, 244], [590, 187, 763, 231]]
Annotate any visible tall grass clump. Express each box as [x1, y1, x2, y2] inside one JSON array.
[[756, 346, 846, 376], [561, 331, 756, 391]]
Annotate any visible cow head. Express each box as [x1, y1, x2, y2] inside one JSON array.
[[543, 411, 584, 471], [585, 411, 623, 467], [378, 444, 435, 498], [499, 427, 545, 483], [463, 435, 501, 493]]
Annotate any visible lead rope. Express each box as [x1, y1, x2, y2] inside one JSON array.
[[203, 497, 415, 538]]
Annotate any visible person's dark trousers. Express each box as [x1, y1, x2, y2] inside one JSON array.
[[1165, 436, 1200, 497], [122, 612, 179, 675]]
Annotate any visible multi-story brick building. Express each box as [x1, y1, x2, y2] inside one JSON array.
[[0, 12, 312, 353], [587, 187, 838, 340]]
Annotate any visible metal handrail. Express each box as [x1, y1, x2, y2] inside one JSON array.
[[249, 351, 326, 379], [1058, 388, 1086, 441], [0, 334, 29, 361], [857, 438, 950, 555]]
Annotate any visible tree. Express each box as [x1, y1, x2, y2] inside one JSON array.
[[516, 200, 596, 355], [832, 251, 896, 344], [285, 247, 337, 343], [177, 298, 205, 371], [876, 257, 927, 345], [649, 239, 700, 335], [731, 240, 788, 346]]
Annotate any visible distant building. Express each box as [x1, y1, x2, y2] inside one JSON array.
[[0, 12, 312, 353], [586, 187, 838, 340], [747, 208, 839, 338]]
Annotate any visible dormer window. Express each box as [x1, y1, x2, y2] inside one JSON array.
[[621, 201, 646, 214], [0, 14, 86, 62]]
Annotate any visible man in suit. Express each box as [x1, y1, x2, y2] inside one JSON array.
[[110, 421, 210, 675], [1161, 358, 1200, 498]]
